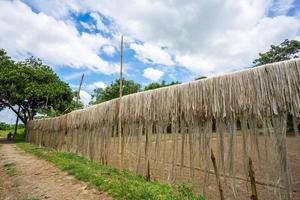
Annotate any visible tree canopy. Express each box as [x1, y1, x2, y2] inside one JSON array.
[[0, 49, 79, 125], [253, 39, 299, 130], [91, 79, 182, 105], [91, 79, 141, 104], [253, 39, 300, 66], [144, 80, 181, 91], [195, 76, 207, 81]]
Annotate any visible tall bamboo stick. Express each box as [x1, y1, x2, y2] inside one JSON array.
[[249, 157, 258, 200], [76, 73, 85, 103], [118, 35, 124, 158], [211, 148, 224, 200]]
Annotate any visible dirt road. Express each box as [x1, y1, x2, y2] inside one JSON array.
[[0, 139, 111, 200]]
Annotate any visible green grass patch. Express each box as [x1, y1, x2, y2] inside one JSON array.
[[3, 162, 17, 176], [0, 128, 25, 142], [0, 129, 9, 137], [17, 142, 205, 200]]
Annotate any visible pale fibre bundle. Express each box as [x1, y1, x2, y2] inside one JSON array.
[[26, 59, 300, 199]]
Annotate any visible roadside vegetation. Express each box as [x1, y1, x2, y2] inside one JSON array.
[[17, 141, 205, 200], [0, 128, 25, 141]]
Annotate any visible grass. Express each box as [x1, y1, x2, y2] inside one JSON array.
[[3, 162, 17, 176], [17, 142, 205, 200], [0, 128, 25, 141], [0, 129, 9, 137]]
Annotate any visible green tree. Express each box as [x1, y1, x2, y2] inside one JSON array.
[[0, 49, 77, 125], [253, 39, 300, 66], [144, 80, 181, 91], [0, 122, 11, 130], [253, 39, 299, 132], [91, 78, 141, 104], [195, 76, 207, 80]]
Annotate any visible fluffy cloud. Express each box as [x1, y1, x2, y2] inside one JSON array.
[[90, 12, 109, 32], [79, 90, 92, 106], [102, 45, 116, 56], [0, 108, 17, 124], [143, 67, 164, 81], [4, 0, 300, 75], [80, 21, 96, 31], [130, 42, 174, 66], [87, 81, 107, 90], [0, 1, 119, 74], [43, 0, 299, 74]]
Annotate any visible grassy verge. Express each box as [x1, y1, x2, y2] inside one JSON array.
[[0, 129, 9, 137], [17, 142, 205, 200]]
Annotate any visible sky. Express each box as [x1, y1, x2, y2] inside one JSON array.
[[0, 0, 300, 123]]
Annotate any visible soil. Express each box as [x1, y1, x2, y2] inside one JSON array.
[[0, 138, 111, 200]]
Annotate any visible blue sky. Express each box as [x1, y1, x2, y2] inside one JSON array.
[[0, 0, 300, 123]]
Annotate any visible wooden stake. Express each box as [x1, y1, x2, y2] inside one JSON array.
[[248, 157, 258, 200], [118, 35, 124, 161], [211, 148, 224, 200], [76, 73, 85, 103], [146, 159, 151, 181]]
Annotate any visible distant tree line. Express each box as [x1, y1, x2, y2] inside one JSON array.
[[90, 79, 182, 105], [0, 122, 24, 130]]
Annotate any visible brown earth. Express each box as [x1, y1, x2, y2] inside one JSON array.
[[0, 139, 111, 200]]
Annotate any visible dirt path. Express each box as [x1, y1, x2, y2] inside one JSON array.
[[0, 140, 111, 200]]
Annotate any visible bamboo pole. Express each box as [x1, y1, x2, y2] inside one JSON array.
[[76, 73, 85, 103], [146, 159, 151, 181], [211, 148, 224, 200], [118, 35, 124, 162], [248, 157, 258, 200]]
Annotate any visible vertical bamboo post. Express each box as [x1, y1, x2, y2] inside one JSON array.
[[118, 35, 124, 164], [211, 148, 224, 200], [76, 73, 85, 103], [248, 157, 258, 200], [146, 159, 151, 181]]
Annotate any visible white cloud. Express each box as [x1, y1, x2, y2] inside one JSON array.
[[0, 108, 17, 124], [77, 0, 299, 74], [130, 42, 174, 66], [102, 45, 116, 56], [87, 81, 107, 90], [80, 21, 96, 31], [0, 1, 119, 74], [90, 12, 109, 32], [79, 90, 92, 106], [22, 0, 82, 19], [143, 67, 164, 81], [4, 0, 300, 76]]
